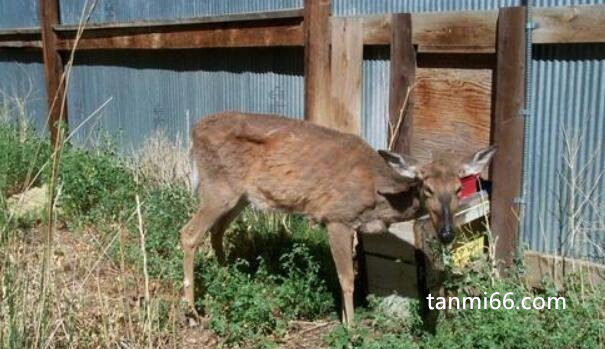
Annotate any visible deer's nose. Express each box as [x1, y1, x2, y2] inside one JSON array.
[[439, 226, 455, 245]]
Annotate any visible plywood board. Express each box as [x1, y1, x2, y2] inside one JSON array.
[[365, 255, 419, 297], [410, 68, 493, 171]]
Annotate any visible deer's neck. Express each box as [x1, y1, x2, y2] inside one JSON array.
[[400, 188, 422, 221]]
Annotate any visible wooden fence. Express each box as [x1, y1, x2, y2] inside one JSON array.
[[1, 0, 604, 264]]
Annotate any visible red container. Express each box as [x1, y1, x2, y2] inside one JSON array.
[[458, 173, 480, 200]]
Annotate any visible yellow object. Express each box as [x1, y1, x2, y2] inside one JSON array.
[[452, 236, 484, 269]]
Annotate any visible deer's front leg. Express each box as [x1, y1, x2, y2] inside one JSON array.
[[327, 222, 356, 325]]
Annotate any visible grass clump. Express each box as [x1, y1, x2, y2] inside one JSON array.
[[0, 123, 50, 197], [203, 244, 333, 346], [327, 265, 605, 349], [124, 185, 197, 281], [59, 146, 138, 226]]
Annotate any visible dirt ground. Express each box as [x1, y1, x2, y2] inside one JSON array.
[[13, 224, 334, 348]]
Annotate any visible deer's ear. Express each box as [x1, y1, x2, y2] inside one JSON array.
[[378, 150, 419, 180], [460, 145, 497, 177]]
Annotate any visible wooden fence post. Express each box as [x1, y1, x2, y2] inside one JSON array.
[[304, 0, 331, 124], [330, 17, 363, 134], [40, 0, 67, 145], [388, 13, 416, 154], [491, 7, 526, 266]]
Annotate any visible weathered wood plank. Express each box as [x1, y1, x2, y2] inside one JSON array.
[[0, 28, 43, 49], [361, 5, 605, 49], [0, 27, 42, 36], [304, 0, 331, 124], [0, 41, 43, 48], [13, 4, 602, 52], [413, 10, 498, 52], [490, 7, 526, 266], [410, 68, 492, 167], [365, 255, 419, 297], [329, 17, 363, 134], [57, 20, 304, 50], [40, 0, 67, 145], [54, 9, 304, 32], [362, 222, 416, 263], [388, 13, 415, 154], [524, 251, 605, 288], [362, 15, 391, 45], [533, 5, 605, 44]]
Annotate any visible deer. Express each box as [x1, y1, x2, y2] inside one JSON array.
[[181, 111, 497, 325]]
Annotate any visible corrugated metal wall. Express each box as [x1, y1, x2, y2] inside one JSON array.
[[67, 48, 304, 150], [0, 50, 48, 133], [524, 44, 605, 263], [0, 1, 39, 29], [0, 1, 47, 133], [334, 0, 601, 14], [59, 0, 303, 25], [0, 0, 604, 262]]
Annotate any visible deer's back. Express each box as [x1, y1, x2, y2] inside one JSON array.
[[192, 112, 408, 224]]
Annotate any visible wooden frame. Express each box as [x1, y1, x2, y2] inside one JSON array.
[[362, 5, 605, 49], [330, 17, 363, 134], [2, 5, 603, 50], [388, 13, 416, 154], [0, 2, 604, 265], [55, 12, 305, 50], [304, 0, 331, 124], [490, 7, 527, 266]]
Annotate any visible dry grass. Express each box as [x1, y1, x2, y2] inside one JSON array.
[[129, 130, 192, 191], [0, 221, 186, 348], [558, 124, 605, 264]]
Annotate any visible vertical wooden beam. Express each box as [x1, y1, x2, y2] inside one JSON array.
[[388, 13, 416, 154], [304, 0, 331, 123], [491, 7, 526, 266], [40, 0, 67, 145], [330, 17, 363, 134]]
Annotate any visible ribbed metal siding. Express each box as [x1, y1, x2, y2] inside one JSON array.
[[0, 51, 48, 133], [0, 1, 40, 29], [66, 48, 303, 150], [523, 44, 605, 263], [59, 0, 302, 25], [333, 0, 519, 15], [333, 0, 602, 14], [362, 47, 390, 150]]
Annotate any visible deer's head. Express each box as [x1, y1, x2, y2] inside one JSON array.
[[379, 146, 497, 245]]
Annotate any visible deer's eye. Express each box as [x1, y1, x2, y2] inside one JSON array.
[[424, 187, 434, 197]]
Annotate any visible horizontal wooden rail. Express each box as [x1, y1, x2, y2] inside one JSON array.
[[0, 28, 42, 48], [56, 20, 304, 50], [55, 10, 304, 50], [0, 5, 603, 51], [362, 4, 605, 52]]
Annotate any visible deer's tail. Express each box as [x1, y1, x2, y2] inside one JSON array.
[[189, 146, 200, 195]]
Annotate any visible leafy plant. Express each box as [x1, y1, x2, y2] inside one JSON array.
[[202, 244, 334, 346], [59, 146, 137, 226], [0, 123, 50, 196], [326, 265, 605, 349]]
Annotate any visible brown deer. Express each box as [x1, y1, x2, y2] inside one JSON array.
[[181, 111, 496, 324]]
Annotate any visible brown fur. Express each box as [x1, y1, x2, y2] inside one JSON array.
[[181, 111, 496, 325]]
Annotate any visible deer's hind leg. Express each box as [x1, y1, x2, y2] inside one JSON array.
[[181, 186, 243, 310], [327, 222, 357, 325], [210, 199, 247, 265]]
